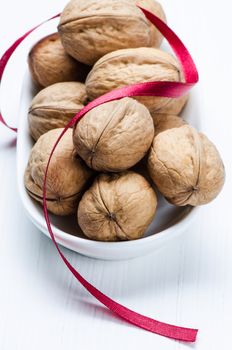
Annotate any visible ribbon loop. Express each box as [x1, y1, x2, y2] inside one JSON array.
[[0, 13, 60, 132]]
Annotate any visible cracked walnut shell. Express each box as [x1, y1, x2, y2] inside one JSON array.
[[28, 33, 90, 87], [147, 125, 225, 206], [73, 97, 154, 172], [86, 47, 188, 114], [78, 171, 157, 241], [58, 0, 153, 65], [24, 128, 93, 216], [28, 82, 87, 141]]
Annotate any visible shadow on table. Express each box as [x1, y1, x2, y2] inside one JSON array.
[[0, 136, 17, 150]]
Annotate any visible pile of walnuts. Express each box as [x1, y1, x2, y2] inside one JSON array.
[[24, 0, 225, 242]]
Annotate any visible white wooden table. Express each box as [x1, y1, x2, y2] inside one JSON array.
[[0, 0, 231, 349]]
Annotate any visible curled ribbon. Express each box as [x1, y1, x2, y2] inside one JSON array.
[[0, 7, 199, 342], [0, 13, 61, 132]]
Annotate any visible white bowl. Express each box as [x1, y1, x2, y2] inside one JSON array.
[[16, 67, 201, 260]]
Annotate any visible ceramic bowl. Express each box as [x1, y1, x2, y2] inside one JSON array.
[[16, 24, 201, 260]]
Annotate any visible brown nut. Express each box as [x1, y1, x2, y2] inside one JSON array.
[[133, 0, 166, 47], [28, 33, 90, 87], [86, 47, 187, 114], [154, 93, 189, 116], [147, 125, 225, 206], [151, 113, 187, 136], [58, 0, 152, 65], [73, 97, 154, 172], [28, 82, 87, 141], [78, 171, 157, 241], [24, 128, 93, 216]]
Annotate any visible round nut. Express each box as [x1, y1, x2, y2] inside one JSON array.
[[154, 93, 189, 116], [147, 125, 225, 206], [78, 171, 157, 241], [134, 0, 166, 47], [151, 113, 187, 136], [86, 47, 188, 114], [28, 33, 90, 87], [28, 82, 87, 141], [73, 97, 154, 172], [58, 0, 152, 65], [24, 128, 93, 216]]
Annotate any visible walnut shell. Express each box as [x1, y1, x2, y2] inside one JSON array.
[[73, 97, 154, 172], [78, 171, 157, 241], [151, 113, 187, 136], [58, 0, 152, 65], [24, 128, 93, 215], [154, 93, 189, 116], [86, 47, 187, 114], [147, 125, 225, 206], [28, 82, 87, 141], [133, 0, 166, 47], [28, 33, 90, 87]]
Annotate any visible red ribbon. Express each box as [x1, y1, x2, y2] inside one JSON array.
[[0, 13, 60, 132], [0, 7, 199, 342]]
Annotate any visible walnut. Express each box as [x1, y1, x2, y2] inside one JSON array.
[[154, 94, 189, 116], [77, 171, 157, 241], [133, 0, 166, 47], [24, 128, 93, 216], [58, 0, 153, 65], [151, 113, 187, 136], [28, 33, 90, 87], [73, 97, 154, 172], [28, 82, 87, 141], [147, 125, 225, 206], [86, 47, 188, 114]]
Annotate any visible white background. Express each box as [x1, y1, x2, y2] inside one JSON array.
[[0, 0, 232, 349]]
